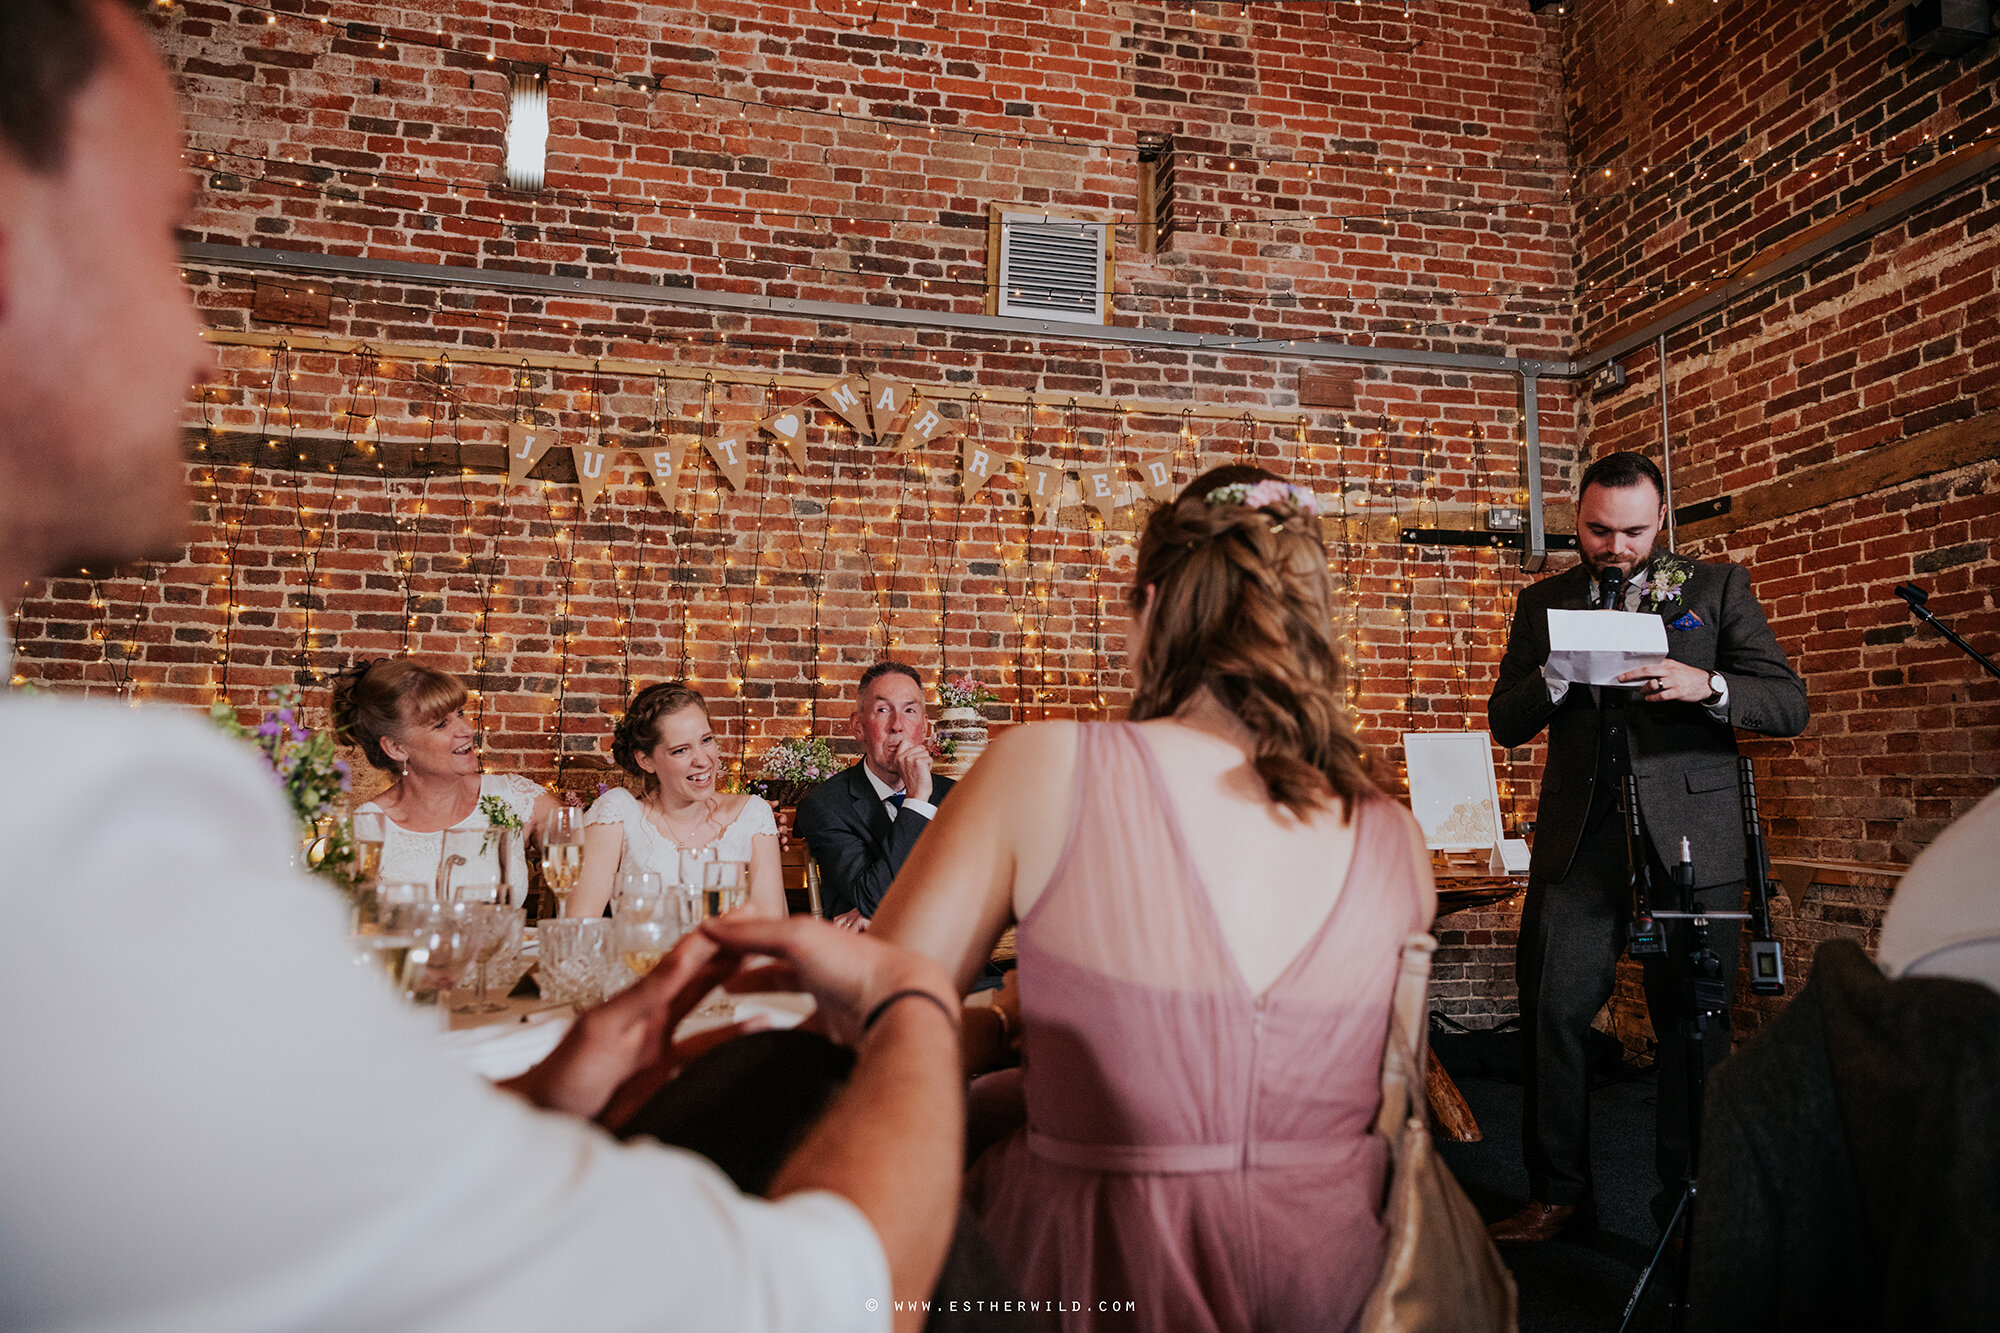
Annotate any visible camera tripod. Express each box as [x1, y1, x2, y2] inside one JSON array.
[[1615, 756, 1782, 1333]]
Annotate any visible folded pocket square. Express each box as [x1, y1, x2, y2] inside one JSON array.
[[1669, 610, 1705, 630]]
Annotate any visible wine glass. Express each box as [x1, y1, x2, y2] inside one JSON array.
[[351, 811, 387, 887], [615, 867, 664, 912], [541, 808, 587, 915], [447, 903, 519, 1015], [399, 905, 475, 1009]]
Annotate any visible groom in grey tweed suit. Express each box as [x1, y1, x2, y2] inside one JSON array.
[[1486, 452, 1809, 1244]]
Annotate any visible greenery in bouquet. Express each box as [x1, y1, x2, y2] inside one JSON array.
[[938, 674, 997, 710], [478, 794, 523, 830], [747, 735, 844, 807], [209, 684, 355, 884]]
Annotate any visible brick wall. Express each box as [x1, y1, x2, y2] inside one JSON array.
[[12, 0, 1577, 842], [9, 2, 1995, 1033]]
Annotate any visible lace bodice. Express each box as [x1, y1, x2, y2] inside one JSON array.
[[358, 773, 545, 898], [585, 786, 777, 878]]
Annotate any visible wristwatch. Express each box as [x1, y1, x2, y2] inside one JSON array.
[[1700, 671, 1725, 707]]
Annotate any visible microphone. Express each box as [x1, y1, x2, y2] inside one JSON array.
[[1596, 566, 1626, 611]]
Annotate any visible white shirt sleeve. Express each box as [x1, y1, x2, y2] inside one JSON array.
[[900, 797, 938, 820], [1541, 662, 1572, 705], [0, 699, 890, 1333]]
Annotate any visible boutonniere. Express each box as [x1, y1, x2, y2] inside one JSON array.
[[1632, 554, 1694, 613]]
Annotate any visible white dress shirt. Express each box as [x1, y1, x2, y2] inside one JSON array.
[[0, 662, 889, 1332], [861, 761, 937, 822]]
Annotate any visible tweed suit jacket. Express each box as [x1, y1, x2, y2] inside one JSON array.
[[793, 762, 957, 919], [1488, 557, 1808, 889]]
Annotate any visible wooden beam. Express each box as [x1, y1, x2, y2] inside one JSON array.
[[1679, 407, 2000, 537], [1583, 138, 2000, 367]]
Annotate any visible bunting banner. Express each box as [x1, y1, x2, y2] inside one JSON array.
[[703, 431, 752, 492], [759, 406, 808, 468], [639, 439, 684, 511], [960, 438, 1014, 500], [1136, 453, 1177, 502], [571, 441, 616, 510], [867, 376, 912, 439], [1021, 463, 1063, 525], [506, 422, 554, 487], [890, 394, 958, 455], [816, 377, 873, 435], [1080, 467, 1120, 522]]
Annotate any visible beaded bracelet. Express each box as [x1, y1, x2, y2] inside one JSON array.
[[862, 988, 960, 1036]]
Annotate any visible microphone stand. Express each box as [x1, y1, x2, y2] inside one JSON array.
[[1896, 582, 2000, 682]]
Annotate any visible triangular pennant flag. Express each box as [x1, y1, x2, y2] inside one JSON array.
[[703, 432, 751, 491], [960, 438, 1011, 500], [759, 405, 808, 468], [506, 422, 554, 487], [1080, 468, 1120, 522], [817, 377, 872, 435], [639, 439, 684, 511], [1022, 463, 1063, 525], [1135, 453, 1177, 502], [570, 441, 616, 510], [867, 376, 912, 439], [891, 394, 956, 455]]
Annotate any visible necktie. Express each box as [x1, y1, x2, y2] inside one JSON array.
[[886, 792, 906, 810]]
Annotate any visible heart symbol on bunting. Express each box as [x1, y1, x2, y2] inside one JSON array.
[[759, 408, 808, 468]]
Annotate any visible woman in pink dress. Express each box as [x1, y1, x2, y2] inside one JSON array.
[[871, 465, 1436, 1332]]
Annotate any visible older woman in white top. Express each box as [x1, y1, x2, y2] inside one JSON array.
[[333, 658, 560, 896], [570, 682, 785, 919]]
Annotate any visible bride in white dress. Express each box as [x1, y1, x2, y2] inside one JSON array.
[[333, 658, 560, 897], [569, 682, 785, 919]]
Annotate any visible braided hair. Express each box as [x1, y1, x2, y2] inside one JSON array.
[[1127, 464, 1374, 819], [610, 682, 709, 791]]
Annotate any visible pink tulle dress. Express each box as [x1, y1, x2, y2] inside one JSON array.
[[967, 723, 1429, 1332]]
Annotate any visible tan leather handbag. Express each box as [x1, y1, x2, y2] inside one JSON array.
[[1357, 933, 1519, 1333]]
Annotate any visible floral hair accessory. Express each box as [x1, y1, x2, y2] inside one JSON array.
[[1203, 479, 1320, 517]]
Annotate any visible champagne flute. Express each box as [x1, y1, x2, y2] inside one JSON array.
[[541, 807, 587, 915], [701, 859, 751, 920], [351, 811, 387, 887]]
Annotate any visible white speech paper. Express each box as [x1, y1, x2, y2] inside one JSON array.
[[1545, 609, 1669, 686]]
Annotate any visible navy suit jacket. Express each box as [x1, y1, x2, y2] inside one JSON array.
[[793, 763, 957, 918], [1488, 557, 1808, 888]]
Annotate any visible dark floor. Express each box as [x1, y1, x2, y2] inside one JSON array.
[[1437, 1056, 1684, 1333]]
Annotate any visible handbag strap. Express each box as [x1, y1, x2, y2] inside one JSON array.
[[1373, 932, 1438, 1142]]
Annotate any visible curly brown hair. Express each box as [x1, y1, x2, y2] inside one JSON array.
[[611, 682, 710, 791], [1127, 464, 1373, 820], [328, 658, 468, 772]]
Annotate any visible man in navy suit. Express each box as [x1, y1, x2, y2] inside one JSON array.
[[796, 662, 958, 928], [1486, 451, 1809, 1244]]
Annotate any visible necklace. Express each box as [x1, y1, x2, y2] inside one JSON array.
[[646, 793, 718, 848]]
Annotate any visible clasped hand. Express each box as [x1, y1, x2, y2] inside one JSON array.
[[1613, 657, 1714, 704], [501, 915, 954, 1131]]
